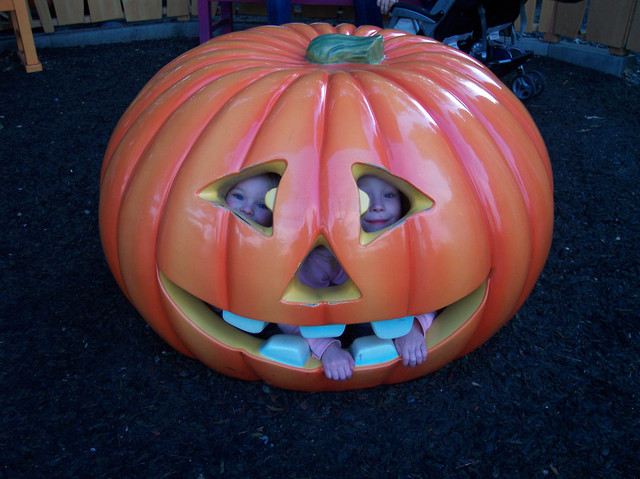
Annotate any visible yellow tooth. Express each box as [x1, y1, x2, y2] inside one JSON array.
[[264, 187, 277, 212], [359, 189, 370, 216]]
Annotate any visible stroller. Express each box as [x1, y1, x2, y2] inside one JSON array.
[[388, 0, 544, 100]]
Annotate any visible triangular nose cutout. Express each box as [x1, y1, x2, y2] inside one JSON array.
[[281, 243, 361, 305]]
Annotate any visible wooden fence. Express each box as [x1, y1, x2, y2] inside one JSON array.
[[20, 0, 199, 33], [2, 0, 638, 54], [525, 0, 640, 55]]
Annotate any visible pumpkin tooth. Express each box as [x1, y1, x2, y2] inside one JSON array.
[[222, 310, 268, 334], [370, 316, 414, 339], [299, 324, 346, 339], [349, 336, 399, 366], [259, 334, 311, 367]]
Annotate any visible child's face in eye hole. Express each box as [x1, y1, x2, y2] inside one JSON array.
[[358, 175, 403, 233], [225, 174, 276, 227]]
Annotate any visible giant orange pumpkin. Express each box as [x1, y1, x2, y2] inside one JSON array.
[[99, 23, 553, 391]]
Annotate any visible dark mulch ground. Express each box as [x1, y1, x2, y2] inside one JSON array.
[[1, 32, 639, 478]]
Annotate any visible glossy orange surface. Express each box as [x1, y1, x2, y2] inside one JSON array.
[[99, 23, 553, 391]]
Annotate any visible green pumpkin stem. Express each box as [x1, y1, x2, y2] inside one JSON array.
[[306, 34, 384, 65]]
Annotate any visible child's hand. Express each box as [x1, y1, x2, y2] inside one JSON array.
[[393, 318, 427, 367], [377, 0, 398, 15], [321, 343, 355, 381]]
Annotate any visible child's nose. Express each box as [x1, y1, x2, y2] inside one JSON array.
[[370, 198, 384, 211], [241, 204, 254, 216]]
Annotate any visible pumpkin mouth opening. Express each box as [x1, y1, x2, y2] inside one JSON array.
[[159, 271, 487, 369]]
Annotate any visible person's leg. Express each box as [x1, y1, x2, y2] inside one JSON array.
[[353, 0, 383, 27], [266, 0, 292, 24]]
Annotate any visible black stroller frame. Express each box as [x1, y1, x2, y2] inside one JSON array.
[[389, 0, 545, 100]]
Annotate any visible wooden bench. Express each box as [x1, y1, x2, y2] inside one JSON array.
[[0, 0, 42, 72], [198, 0, 354, 42]]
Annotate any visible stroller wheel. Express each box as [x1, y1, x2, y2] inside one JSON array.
[[511, 75, 535, 100], [527, 70, 545, 96]]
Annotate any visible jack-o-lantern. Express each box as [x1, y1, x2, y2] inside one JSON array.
[[99, 24, 553, 391]]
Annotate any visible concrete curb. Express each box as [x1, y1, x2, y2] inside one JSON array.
[[517, 37, 636, 77], [0, 20, 200, 51]]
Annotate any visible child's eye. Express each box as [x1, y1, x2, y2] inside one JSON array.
[[384, 193, 396, 198], [232, 193, 244, 201], [257, 203, 267, 209]]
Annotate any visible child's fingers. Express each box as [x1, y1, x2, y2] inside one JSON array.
[[402, 344, 428, 367], [325, 365, 351, 381], [325, 367, 338, 380], [323, 352, 355, 380], [403, 350, 416, 367]]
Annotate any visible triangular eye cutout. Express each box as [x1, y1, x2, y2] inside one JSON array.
[[199, 161, 286, 236], [353, 164, 434, 245], [281, 238, 361, 305]]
